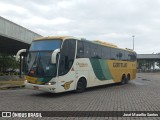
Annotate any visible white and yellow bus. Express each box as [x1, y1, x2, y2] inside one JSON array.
[[16, 36, 137, 93]]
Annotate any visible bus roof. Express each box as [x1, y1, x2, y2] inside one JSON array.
[[33, 36, 135, 53], [93, 40, 118, 48], [33, 36, 73, 41], [91, 40, 135, 52]]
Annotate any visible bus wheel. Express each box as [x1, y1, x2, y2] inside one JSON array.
[[121, 75, 126, 85], [126, 74, 130, 84], [76, 78, 87, 93]]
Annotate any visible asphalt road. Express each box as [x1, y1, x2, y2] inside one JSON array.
[[0, 73, 160, 120]]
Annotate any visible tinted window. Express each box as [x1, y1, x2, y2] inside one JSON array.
[[77, 41, 84, 58], [121, 50, 126, 60], [94, 45, 102, 59], [130, 52, 137, 61], [77, 41, 102, 59], [116, 52, 123, 60], [83, 41, 91, 58], [76, 40, 137, 61], [110, 48, 117, 60], [102, 46, 111, 59], [58, 39, 76, 75], [90, 44, 96, 58], [30, 40, 62, 51]]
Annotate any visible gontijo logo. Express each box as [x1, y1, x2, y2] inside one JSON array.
[[113, 63, 127, 67]]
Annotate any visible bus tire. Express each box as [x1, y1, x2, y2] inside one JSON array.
[[126, 74, 130, 84], [121, 75, 126, 85], [76, 78, 87, 93]]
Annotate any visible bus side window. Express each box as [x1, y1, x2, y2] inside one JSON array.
[[133, 53, 137, 61], [90, 44, 95, 58], [116, 52, 122, 60], [95, 45, 102, 59], [83, 41, 90, 58], [122, 50, 125, 60], [125, 51, 130, 60], [110, 48, 116, 60], [102, 46, 110, 59], [130, 52, 136, 61], [77, 41, 84, 58]]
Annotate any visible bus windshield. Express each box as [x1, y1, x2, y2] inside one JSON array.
[[26, 40, 62, 77], [30, 40, 62, 51]]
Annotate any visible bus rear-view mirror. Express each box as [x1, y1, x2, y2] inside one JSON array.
[[16, 49, 27, 61], [51, 48, 60, 64]]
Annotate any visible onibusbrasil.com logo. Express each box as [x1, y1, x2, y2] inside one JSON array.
[[1, 112, 42, 118], [1, 111, 159, 117]]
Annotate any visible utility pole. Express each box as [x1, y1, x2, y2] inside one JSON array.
[[132, 35, 135, 50]]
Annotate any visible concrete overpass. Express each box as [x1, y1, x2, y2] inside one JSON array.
[[137, 54, 160, 60], [0, 16, 42, 54], [137, 54, 160, 72]]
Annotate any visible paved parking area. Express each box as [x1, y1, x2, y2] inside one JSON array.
[[0, 73, 160, 120]]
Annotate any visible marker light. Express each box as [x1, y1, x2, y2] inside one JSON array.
[[45, 82, 56, 85], [25, 80, 28, 83]]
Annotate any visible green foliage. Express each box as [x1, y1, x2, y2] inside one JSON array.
[[0, 53, 19, 72], [156, 53, 160, 68], [138, 60, 145, 69], [156, 60, 160, 68]]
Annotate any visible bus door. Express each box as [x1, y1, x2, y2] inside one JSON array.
[[57, 39, 76, 92]]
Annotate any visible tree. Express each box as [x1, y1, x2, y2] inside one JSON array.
[[0, 53, 19, 73], [156, 60, 160, 68], [156, 53, 160, 69]]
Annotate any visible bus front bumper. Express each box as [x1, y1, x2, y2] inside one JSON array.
[[24, 80, 56, 93]]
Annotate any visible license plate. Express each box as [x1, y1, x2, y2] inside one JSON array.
[[25, 75, 38, 84]]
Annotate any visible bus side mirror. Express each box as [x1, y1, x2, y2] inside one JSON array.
[[51, 48, 60, 64], [16, 49, 27, 61]]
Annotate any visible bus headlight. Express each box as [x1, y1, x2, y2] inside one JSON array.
[[45, 82, 56, 85], [25, 80, 28, 83]]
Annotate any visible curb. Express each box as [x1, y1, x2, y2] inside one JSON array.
[[0, 84, 25, 90]]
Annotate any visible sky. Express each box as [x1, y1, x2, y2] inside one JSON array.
[[0, 0, 160, 54]]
